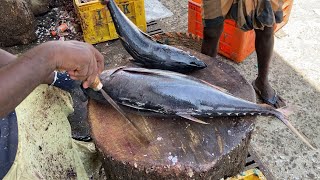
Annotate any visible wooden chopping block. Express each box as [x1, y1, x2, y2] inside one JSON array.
[[88, 44, 256, 179]]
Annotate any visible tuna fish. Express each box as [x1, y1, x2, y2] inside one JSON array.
[[86, 67, 316, 150], [104, 0, 207, 73]]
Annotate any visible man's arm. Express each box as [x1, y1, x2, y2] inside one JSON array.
[[0, 49, 16, 68], [0, 49, 55, 84], [0, 41, 104, 117]]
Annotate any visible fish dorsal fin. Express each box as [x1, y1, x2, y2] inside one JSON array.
[[123, 68, 161, 75], [138, 28, 164, 44], [123, 67, 186, 76], [118, 35, 130, 45], [177, 113, 209, 124], [100, 66, 127, 80], [123, 68, 177, 77]]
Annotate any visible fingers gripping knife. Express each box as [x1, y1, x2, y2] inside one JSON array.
[[91, 77, 150, 144]]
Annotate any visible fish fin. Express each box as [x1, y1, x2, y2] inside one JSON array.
[[126, 57, 136, 62], [118, 35, 127, 43], [274, 108, 317, 150], [123, 68, 175, 77], [130, 61, 146, 67], [127, 57, 144, 65], [199, 79, 230, 94], [275, 105, 297, 117], [177, 113, 209, 124], [138, 28, 164, 44], [123, 68, 188, 78], [100, 66, 126, 79]]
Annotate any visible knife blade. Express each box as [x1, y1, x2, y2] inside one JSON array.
[[91, 77, 150, 144]]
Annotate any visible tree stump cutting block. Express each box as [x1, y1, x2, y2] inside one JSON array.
[[88, 43, 256, 179]]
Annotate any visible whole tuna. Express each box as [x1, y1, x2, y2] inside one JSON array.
[[86, 67, 316, 150], [104, 0, 207, 73]]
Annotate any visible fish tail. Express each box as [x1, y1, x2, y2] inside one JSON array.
[[273, 108, 317, 150], [276, 106, 294, 117]]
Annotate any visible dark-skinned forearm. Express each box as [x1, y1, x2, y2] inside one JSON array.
[[0, 49, 55, 84], [0, 40, 104, 117], [0, 49, 16, 67], [0, 53, 55, 117]]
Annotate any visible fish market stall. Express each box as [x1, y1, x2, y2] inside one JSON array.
[[88, 37, 256, 179]]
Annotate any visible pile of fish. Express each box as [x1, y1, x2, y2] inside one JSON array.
[[88, 0, 315, 149]]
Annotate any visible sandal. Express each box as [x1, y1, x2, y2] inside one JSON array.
[[252, 80, 286, 108]]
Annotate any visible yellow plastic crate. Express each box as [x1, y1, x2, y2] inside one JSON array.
[[227, 169, 267, 180], [74, 0, 147, 44]]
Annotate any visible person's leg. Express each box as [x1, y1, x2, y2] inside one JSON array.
[[200, 0, 230, 57], [253, 26, 286, 108], [201, 24, 224, 57]]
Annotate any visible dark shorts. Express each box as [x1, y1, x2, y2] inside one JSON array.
[[202, 0, 284, 31], [0, 112, 18, 179]]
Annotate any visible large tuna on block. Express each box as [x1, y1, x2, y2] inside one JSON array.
[[86, 67, 316, 150]]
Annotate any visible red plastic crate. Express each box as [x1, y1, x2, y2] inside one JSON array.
[[219, 20, 256, 63], [188, 0, 293, 63], [188, 0, 203, 37]]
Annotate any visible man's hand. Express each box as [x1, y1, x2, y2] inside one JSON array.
[[54, 41, 104, 88], [22, 41, 104, 88], [0, 40, 105, 117]]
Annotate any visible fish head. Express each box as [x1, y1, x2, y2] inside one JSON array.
[[183, 55, 207, 70], [189, 57, 207, 68]]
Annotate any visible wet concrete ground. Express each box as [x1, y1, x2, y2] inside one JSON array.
[[156, 0, 320, 179]]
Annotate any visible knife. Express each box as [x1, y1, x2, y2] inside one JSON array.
[[91, 77, 150, 144]]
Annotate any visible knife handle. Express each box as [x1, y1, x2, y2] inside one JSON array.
[[91, 77, 103, 91]]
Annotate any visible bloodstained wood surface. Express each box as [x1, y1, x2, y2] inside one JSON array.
[[89, 37, 256, 179]]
